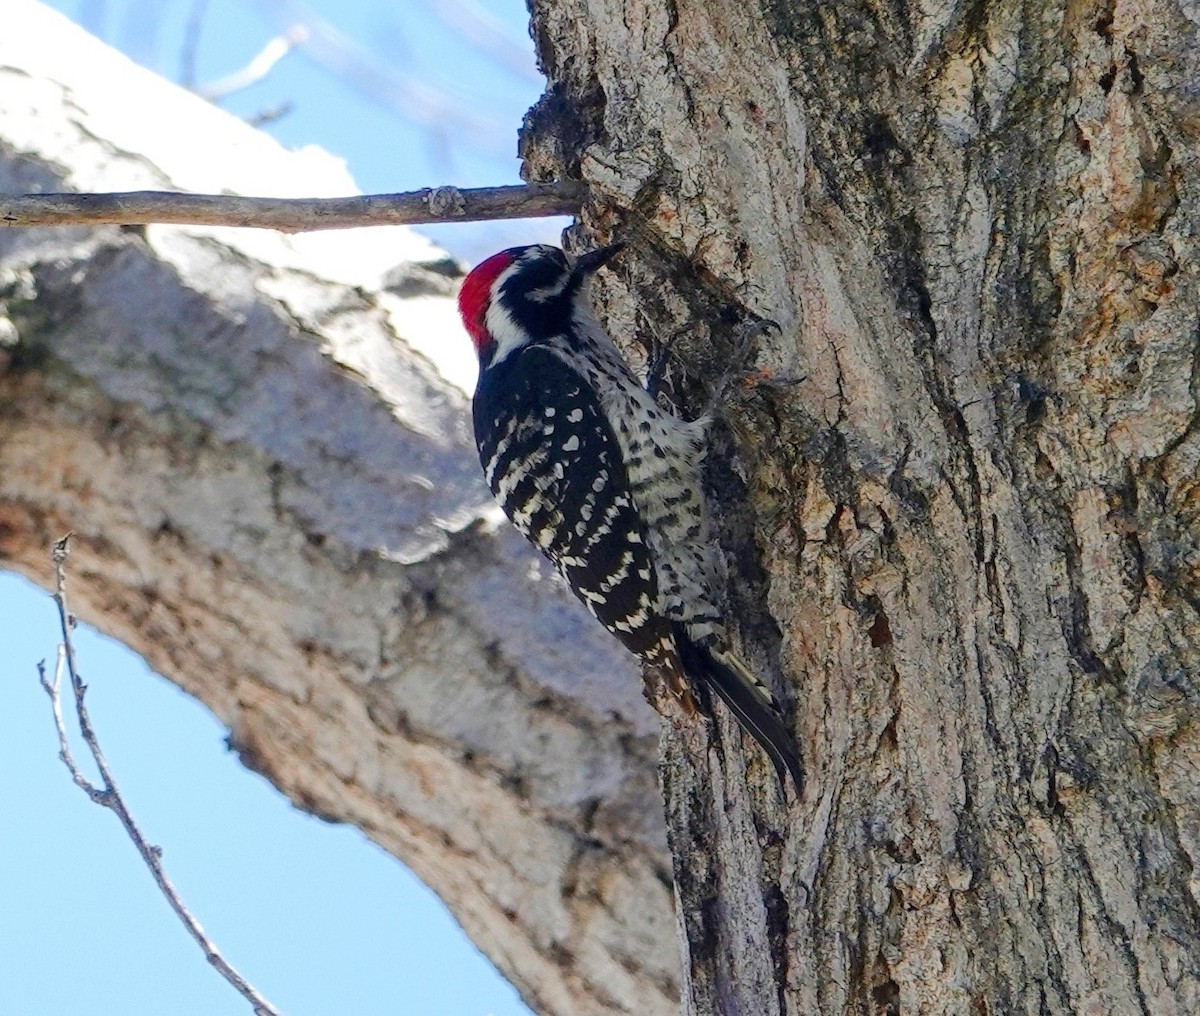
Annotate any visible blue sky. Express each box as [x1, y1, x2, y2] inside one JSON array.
[[5, 2, 568, 1013]]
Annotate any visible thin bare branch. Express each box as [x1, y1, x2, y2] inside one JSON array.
[[197, 25, 309, 101], [425, 0, 542, 84], [0, 182, 583, 233], [40, 534, 282, 1016], [254, 0, 506, 151], [180, 0, 211, 88], [247, 102, 295, 128], [38, 647, 108, 805]]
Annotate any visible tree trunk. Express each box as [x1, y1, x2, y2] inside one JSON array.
[[521, 0, 1200, 1012], [5, 1, 1200, 1014]]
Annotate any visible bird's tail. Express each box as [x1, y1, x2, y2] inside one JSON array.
[[675, 627, 802, 792]]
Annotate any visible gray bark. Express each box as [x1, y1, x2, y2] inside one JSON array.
[[523, 0, 1200, 1012], [6, 1, 1200, 1014], [1, 7, 676, 1016]]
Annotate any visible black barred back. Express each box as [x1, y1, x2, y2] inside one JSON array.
[[474, 346, 669, 662]]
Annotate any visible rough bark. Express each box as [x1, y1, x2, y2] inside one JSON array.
[[1, 6, 677, 1016], [7, 0, 1200, 1014], [522, 0, 1200, 1013]]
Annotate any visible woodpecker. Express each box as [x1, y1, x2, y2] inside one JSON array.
[[458, 243, 801, 790]]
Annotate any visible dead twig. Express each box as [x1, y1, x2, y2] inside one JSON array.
[[0, 182, 584, 233], [197, 26, 309, 101], [38, 533, 282, 1016]]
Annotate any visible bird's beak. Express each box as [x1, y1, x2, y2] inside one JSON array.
[[573, 242, 624, 276]]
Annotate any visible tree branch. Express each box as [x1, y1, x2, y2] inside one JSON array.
[[38, 534, 282, 1016], [197, 26, 309, 102], [0, 182, 584, 233]]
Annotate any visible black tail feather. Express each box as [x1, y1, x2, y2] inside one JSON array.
[[675, 630, 802, 792]]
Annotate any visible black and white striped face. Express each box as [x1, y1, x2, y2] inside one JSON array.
[[457, 244, 623, 370], [457, 245, 572, 368], [490, 245, 578, 356]]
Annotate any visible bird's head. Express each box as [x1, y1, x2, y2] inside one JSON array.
[[457, 243, 623, 368]]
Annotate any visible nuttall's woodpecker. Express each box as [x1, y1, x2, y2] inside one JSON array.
[[457, 243, 802, 790]]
